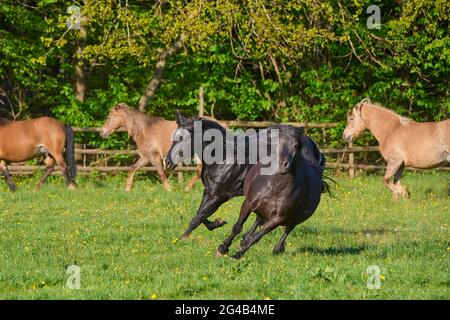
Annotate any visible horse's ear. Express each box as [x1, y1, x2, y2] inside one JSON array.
[[356, 97, 370, 114], [175, 110, 186, 126], [113, 103, 126, 111]]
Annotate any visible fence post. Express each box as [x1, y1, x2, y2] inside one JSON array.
[[199, 86, 204, 117], [348, 141, 355, 178]]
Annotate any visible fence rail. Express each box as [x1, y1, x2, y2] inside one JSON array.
[[6, 122, 450, 176]]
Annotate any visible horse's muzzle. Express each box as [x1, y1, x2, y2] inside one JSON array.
[[99, 128, 109, 138], [164, 157, 176, 171], [342, 132, 352, 142]]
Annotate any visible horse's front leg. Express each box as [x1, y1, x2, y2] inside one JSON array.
[[0, 161, 16, 192], [216, 199, 252, 256], [34, 156, 55, 191], [383, 159, 404, 199], [240, 216, 265, 249], [125, 157, 150, 191], [181, 191, 228, 240], [232, 217, 282, 259]]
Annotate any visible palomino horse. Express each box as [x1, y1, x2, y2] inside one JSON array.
[[100, 103, 226, 191], [0, 117, 77, 191], [343, 98, 450, 198]]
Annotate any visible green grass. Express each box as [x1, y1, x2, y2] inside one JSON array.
[[0, 171, 448, 299]]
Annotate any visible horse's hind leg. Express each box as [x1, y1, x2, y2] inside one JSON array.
[[393, 164, 410, 198], [216, 200, 252, 256], [184, 163, 201, 192], [125, 157, 150, 191], [34, 156, 55, 191], [0, 161, 16, 192], [273, 224, 295, 255], [52, 154, 74, 189], [151, 155, 171, 191], [383, 160, 403, 199]]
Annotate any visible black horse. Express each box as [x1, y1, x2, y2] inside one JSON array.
[[165, 112, 327, 245], [216, 125, 326, 258]]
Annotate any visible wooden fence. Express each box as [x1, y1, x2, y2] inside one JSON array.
[[7, 120, 449, 177]]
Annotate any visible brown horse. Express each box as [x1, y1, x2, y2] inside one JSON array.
[[343, 98, 450, 198], [0, 117, 77, 191], [100, 103, 226, 191]]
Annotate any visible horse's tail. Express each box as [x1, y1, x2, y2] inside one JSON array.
[[64, 124, 77, 181]]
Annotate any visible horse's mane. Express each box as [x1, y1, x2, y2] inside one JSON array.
[[115, 104, 165, 135], [359, 98, 411, 125], [195, 117, 228, 134]]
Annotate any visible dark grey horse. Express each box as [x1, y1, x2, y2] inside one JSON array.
[[165, 112, 328, 249]]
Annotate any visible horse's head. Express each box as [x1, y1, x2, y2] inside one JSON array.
[[274, 126, 304, 174], [100, 103, 129, 138], [342, 100, 368, 142], [164, 111, 198, 171]]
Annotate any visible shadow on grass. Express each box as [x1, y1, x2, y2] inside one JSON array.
[[294, 245, 369, 256]]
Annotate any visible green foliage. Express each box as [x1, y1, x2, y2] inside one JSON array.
[[0, 0, 449, 148]]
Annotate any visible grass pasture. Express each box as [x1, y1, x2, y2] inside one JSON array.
[[0, 171, 448, 299]]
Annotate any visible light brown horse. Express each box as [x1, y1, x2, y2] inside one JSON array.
[[343, 98, 450, 198], [100, 103, 226, 191], [0, 117, 77, 191]]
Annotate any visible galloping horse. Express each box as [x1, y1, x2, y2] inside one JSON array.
[[0, 117, 77, 191], [164, 112, 328, 241], [343, 98, 450, 198], [100, 103, 226, 191], [216, 126, 327, 259]]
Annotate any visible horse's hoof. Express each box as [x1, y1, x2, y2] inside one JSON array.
[[124, 186, 132, 192], [216, 219, 228, 227], [272, 247, 285, 255], [217, 244, 228, 256], [184, 186, 192, 192], [10, 185, 17, 192], [215, 250, 223, 257], [68, 183, 77, 190], [180, 235, 190, 241], [231, 253, 243, 260]]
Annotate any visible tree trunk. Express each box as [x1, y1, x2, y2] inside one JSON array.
[[138, 35, 185, 112], [74, 18, 87, 102]]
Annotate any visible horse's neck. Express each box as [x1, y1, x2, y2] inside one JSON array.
[[122, 111, 151, 139], [363, 105, 400, 145]]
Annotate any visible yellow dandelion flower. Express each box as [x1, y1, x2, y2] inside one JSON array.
[[264, 297, 272, 300], [150, 293, 157, 300], [202, 276, 209, 281], [380, 275, 385, 281]]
